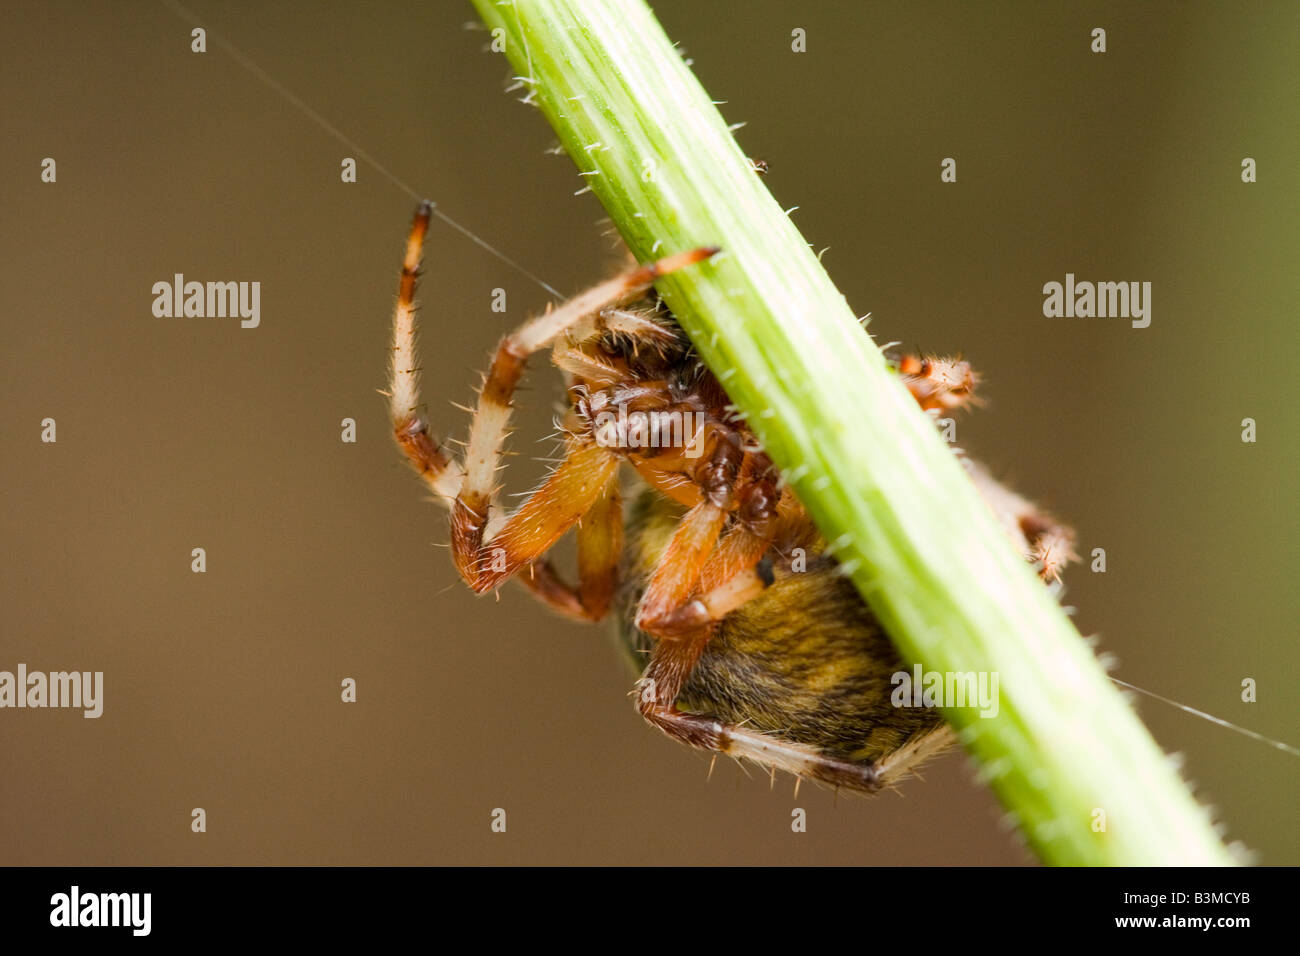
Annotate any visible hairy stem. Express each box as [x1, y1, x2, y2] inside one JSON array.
[[469, 0, 1234, 865]]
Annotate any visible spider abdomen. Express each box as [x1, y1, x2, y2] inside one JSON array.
[[616, 489, 952, 785]]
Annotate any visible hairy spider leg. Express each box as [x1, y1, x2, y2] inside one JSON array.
[[513, 458, 623, 621], [390, 201, 465, 505], [965, 460, 1077, 582], [896, 353, 979, 413]]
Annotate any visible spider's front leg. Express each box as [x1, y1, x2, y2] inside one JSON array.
[[390, 201, 464, 505]]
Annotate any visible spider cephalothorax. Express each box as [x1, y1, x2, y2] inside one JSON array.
[[388, 201, 1074, 792]]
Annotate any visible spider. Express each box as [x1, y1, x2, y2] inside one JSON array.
[[387, 201, 1074, 793]]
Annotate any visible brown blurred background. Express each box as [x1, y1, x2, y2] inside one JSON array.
[[2, 1, 1296, 865]]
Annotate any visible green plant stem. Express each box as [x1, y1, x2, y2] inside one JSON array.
[[469, 0, 1234, 865]]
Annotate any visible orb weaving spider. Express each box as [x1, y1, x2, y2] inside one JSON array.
[[388, 201, 1074, 793]]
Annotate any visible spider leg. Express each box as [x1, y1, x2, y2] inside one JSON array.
[[636, 500, 776, 639], [516, 562, 585, 619], [965, 459, 1077, 581], [595, 307, 683, 353], [895, 353, 979, 413], [517, 467, 623, 621], [455, 437, 618, 593], [573, 469, 624, 619], [631, 440, 777, 636], [552, 345, 627, 388], [632, 499, 728, 636], [637, 612, 889, 793], [390, 201, 465, 505]]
